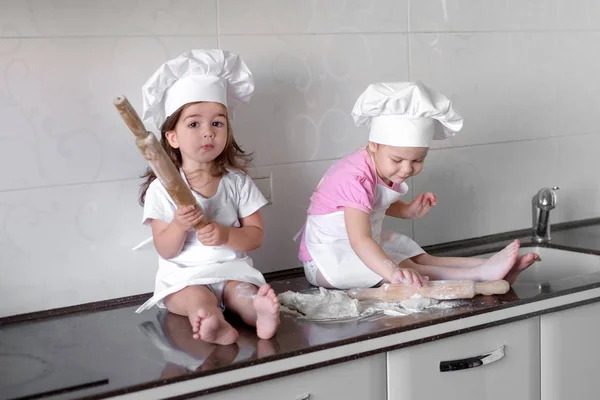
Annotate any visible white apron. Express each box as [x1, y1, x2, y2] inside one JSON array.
[[302, 179, 424, 289], [135, 257, 266, 313], [133, 171, 266, 314]]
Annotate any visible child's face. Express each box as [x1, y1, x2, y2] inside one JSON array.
[[166, 102, 229, 165], [368, 142, 428, 185]]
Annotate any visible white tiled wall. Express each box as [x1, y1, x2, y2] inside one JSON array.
[[1, 0, 599, 316]]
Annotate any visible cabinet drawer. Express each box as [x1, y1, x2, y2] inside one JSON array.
[[198, 354, 386, 400], [387, 318, 540, 400], [541, 301, 600, 400]]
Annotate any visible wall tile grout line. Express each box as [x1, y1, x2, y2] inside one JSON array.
[[406, 0, 412, 81], [0, 176, 143, 194], [407, 0, 416, 240], [216, 0, 220, 47], [5, 28, 600, 39], [428, 131, 600, 152]]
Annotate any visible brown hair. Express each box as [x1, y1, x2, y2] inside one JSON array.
[[138, 103, 253, 205]]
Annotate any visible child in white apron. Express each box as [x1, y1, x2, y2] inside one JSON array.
[[297, 81, 540, 290], [135, 49, 280, 345]]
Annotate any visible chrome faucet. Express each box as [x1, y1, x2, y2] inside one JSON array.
[[532, 186, 559, 243]]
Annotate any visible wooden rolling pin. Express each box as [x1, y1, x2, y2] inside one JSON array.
[[113, 95, 207, 229], [347, 280, 510, 302]]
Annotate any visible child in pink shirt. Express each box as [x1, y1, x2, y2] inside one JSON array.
[[298, 81, 539, 290]]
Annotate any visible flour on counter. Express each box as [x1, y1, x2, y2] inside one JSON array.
[[400, 293, 439, 312], [279, 289, 445, 320], [428, 299, 470, 309], [278, 288, 362, 320], [362, 302, 412, 317]]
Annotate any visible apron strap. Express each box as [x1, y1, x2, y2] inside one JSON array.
[[293, 222, 306, 242], [132, 236, 153, 251]]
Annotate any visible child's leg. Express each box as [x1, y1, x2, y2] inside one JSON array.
[[413, 241, 540, 283], [164, 285, 239, 345], [390, 258, 478, 281], [393, 240, 521, 282], [413, 253, 486, 268], [222, 281, 280, 340]]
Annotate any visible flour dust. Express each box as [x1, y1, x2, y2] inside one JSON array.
[[278, 288, 466, 321]]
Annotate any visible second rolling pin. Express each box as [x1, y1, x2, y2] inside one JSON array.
[[347, 280, 510, 302]]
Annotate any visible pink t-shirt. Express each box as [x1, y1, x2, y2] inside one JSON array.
[[298, 147, 405, 262]]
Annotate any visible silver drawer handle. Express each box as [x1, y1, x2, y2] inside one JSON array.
[[297, 395, 311, 400], [439, 345, 505, 372]]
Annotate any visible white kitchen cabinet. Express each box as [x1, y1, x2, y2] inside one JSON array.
[[197, 353, 387, 400], [540, 301, 600, 400], [387, 318, 540, 400]]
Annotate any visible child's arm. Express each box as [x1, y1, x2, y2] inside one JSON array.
[[385, 200, 410, 218], [227, 211, 264, 251], [345, 207, 423, 286], [386, 192, 437, 219], [151, 205, 203, 259], [196, 211, 264, 252]]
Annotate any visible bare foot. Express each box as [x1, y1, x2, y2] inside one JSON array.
[[504, 252, 541, 285], [189, 308, 239, 345], [253, 284, 280, 340], [477, 240, 521, 281], [189, 312, 202, 339]]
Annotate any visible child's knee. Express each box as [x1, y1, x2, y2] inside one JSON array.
[[164, 284, 219, 314], [224, 281, 257, 303]]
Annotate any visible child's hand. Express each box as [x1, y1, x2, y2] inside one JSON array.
[[405, 192, 437, 219], [390, 267, 427, 287], [173, 205, 203, 231], [196, 222, 230, 246]]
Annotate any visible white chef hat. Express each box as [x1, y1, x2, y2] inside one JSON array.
[[351, 81, 463, 147], [141, 49, 254, 131]]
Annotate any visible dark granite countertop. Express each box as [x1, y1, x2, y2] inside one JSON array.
[[2, 219, 600, 400]]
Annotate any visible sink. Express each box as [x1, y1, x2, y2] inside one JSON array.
[[474, 246, 600, 284]]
